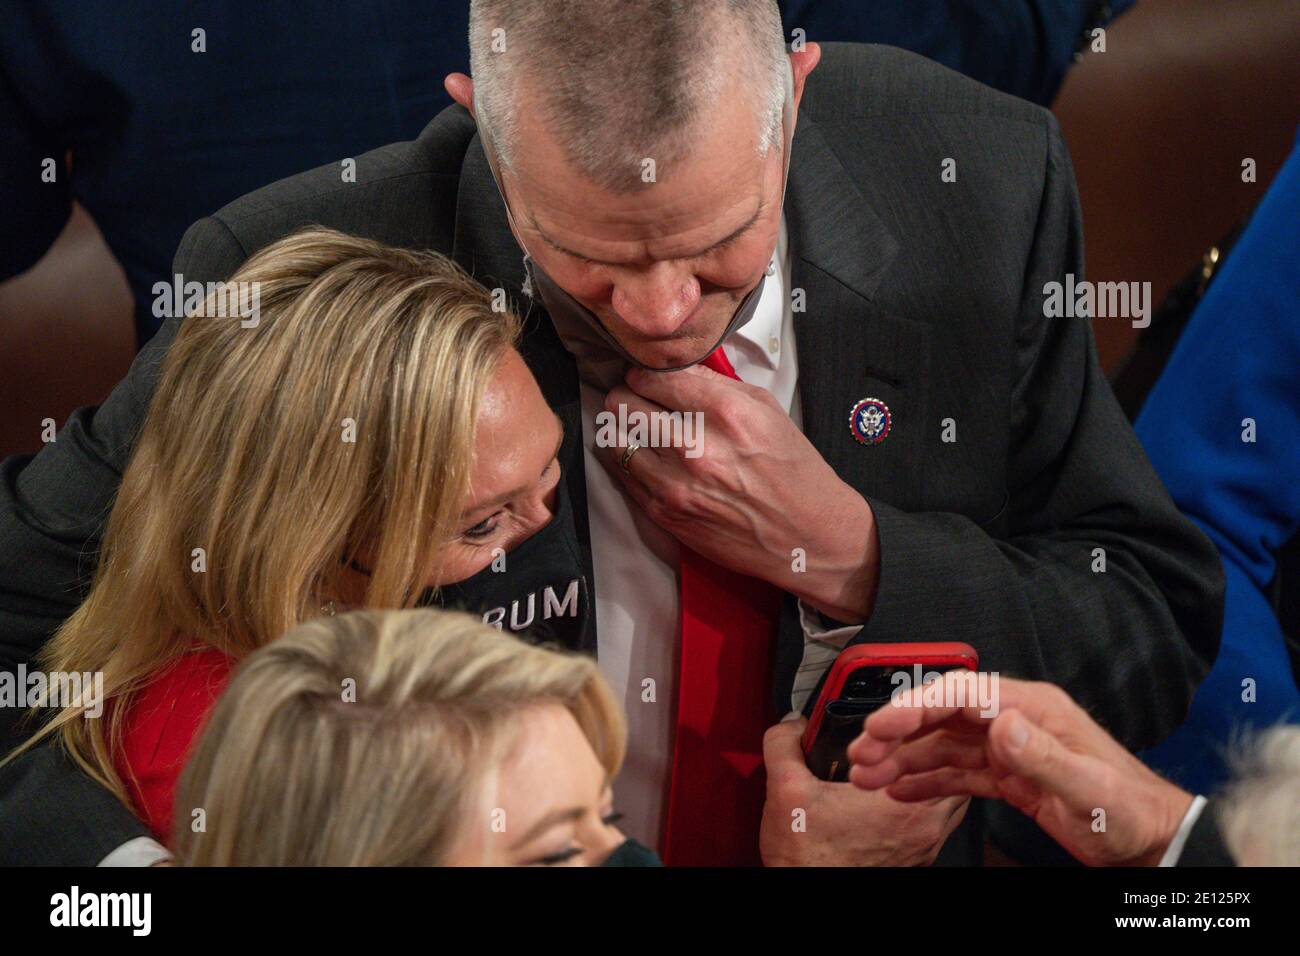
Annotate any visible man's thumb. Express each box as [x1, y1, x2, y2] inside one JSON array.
[[989, 709, 1080, 797]]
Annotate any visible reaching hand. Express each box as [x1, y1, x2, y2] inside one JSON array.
[[847, 674, 1194, 867]]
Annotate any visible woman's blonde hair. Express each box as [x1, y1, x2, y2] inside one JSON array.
[[6, 227, 521, 803], [174, 608, 625, 865]]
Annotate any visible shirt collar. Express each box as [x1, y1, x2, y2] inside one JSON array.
[[732, 213, 789, 370]]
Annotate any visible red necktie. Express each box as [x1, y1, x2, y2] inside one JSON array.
[[660, 346, 782, 866]]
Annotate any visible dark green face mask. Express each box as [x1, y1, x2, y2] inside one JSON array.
[[600, 838, 663, 867]]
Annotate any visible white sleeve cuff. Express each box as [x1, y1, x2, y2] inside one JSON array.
[[789, 600, 864, 714], [1158, 794, 1208, 867], [98, 836, 173, 868]]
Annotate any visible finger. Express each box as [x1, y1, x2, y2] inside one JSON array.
[[596, 426, 666, 502], [849, 753, 909, 791], [602, 448, 694, 547], [763, 714, 808, 758], [601, 385, 672, 478], [611, 438, 665, 487], [864, 670, 997, 739], [846, 726, 904, 770], [967, 676, 1092, 734], [625, 363, 737, 414], [869, 674, 1053, 732], [604, 451, 656, 513], [992, 679, 1147, 766], [985, 709, 1096, 814], [939, 794, 971, 837], [604, 383, 671, 427], [895, 728, 989, 775], [855, 696, 933, 747], [762, 716, 811, 777], [849, 715, 955, 769], [849, 728, 987, 790], [849, 673, 990, 766], [994, 772, 1044, 815], [882, 768, 1004, 802]]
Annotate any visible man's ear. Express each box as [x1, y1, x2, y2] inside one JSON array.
[[789, 42, 821, 113], [444, 73, 475, 115]]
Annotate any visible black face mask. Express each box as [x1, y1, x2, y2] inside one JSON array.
[[418, 474, 591, 650], [599, 838, 663, 867], [523, 257, 769, 390]]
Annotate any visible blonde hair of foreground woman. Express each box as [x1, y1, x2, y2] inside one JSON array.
[[175, 608, 626, 865], [5, 227, 521, 803]]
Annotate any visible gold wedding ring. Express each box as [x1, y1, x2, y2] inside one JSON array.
[[620, 443, 642, 473]]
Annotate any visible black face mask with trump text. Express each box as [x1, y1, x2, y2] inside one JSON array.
[[417, 472, 591, 650]]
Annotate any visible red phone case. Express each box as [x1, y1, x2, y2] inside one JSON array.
[[800, 642, 979, 775]]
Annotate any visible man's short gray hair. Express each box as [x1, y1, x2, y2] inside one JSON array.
[[1219, 725, 1300, 866], [469, 0, 788, 193]]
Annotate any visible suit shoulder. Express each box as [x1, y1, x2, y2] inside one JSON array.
[[805, 42, 1052, 133], [194, 104, 478, 260]]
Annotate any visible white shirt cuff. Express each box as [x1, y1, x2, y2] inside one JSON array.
[[789, 600, 864, 714], [1158, 794, 1208, 867], [98, 836, 173, 867]]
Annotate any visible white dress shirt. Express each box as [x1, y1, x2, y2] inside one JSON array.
[[99, 836, 172, 867], [581, 216, 804, 846], [1159, 794, 1209, 866]]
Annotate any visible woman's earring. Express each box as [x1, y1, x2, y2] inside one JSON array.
[[320, 601, 337, 617]]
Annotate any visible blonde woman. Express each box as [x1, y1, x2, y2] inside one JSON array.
[[174, 607, 657, 866], [4, 227, 590, 844]]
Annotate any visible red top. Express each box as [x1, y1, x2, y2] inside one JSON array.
[[114, 648, 234, 844]]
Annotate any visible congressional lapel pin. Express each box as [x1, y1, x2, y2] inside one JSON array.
[[849, 397, 892, 446]]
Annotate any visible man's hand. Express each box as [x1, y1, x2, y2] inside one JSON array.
[[760, 717, 968, 866], [847, 675, 1195, 867], [605, 364, 879, 622]]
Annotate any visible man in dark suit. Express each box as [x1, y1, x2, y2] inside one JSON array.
[[0, 0, 1220, 866]]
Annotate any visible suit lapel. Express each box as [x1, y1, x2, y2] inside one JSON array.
[[788, 117, 933, 511]]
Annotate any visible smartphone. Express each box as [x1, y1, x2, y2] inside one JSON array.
[[801, 642, 978, 781]]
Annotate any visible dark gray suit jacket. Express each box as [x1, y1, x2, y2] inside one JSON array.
[[0, 43, 1224, 864]]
